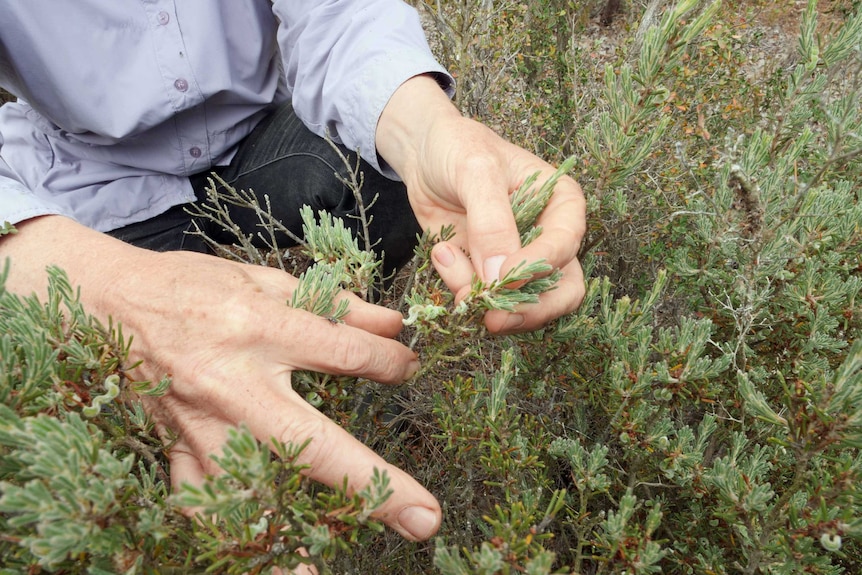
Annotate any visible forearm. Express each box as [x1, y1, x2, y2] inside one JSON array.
[[0, 215, 147, 318]]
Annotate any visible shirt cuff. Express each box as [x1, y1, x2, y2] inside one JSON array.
[[0, 177, 66, 228], [345, 53, 454, 181]]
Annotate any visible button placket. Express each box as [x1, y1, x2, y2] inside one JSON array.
[[149, 3, 208, 173]]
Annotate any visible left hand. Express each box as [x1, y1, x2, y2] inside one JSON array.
[[377, 75, 586, 333], [0, 219, 442, 544]]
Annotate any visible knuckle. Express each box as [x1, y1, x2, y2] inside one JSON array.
[[460, 152, 500, 175], [330, 333, 370, 372], [330, 331, 400, 382], [279, 415, 329, 465]]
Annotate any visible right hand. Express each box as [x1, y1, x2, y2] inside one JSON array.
[[376, 75, 587, 334]]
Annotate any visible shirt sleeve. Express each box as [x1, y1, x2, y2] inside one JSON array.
[[271, 0, 454, 179], [0, 156, 65, 228]]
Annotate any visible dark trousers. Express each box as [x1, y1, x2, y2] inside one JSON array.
[[107, 102, 421, 273]]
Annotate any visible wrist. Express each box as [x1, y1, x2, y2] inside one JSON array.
[[0, 215, 150, 320], [376, 74, 460, 180]]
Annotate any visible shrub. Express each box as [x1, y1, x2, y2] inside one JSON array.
[[2, 1, 861, 573]]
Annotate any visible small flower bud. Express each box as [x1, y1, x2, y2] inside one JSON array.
[[820, 532, 842, 552]]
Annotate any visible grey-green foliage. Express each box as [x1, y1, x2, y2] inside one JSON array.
[[0, 263, 389, 573], [287, 207, 380, 409], [299, 204, 382, 301], [396, 4, 861, 572], [527, 3, 862, 573], [289, 258, 351, 321], [529, 268, 861, 574], [668, 0, 862, 378], [0, 264, 178, 572], [510, 155, 578, 242], [172, 427, 391, 575], [582, 0, 722, 222], [433, 488, 567, 575], [0, 411, 146, 569], [417, 0, 528, 117], [4, 2, 862, 574]]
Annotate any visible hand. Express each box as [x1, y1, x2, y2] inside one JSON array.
[[125, 251, 441, 540], [0, 217, 442, 542], [377, 75, 586, 333]]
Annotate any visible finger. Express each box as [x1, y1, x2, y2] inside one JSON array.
[[541, 174, 587, 246], [168, 443, 208, 493], [243, 263, 405, 338], [485, 258, 586, 334], [431, 242, 474, 301], [338, 292, 405, 338], [503, 174, 585, 273], [274, 312, 419, 383], [458, 157, 523, 282], [238, 388, 442, 542], [165, 437, 214, 519]]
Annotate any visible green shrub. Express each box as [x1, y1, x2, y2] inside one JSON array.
[[3, 1, 861, 573]]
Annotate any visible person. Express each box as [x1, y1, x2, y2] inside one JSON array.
[[0, 1, 585, 543]]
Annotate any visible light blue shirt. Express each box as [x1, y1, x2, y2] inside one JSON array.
[[0, 1, 451, 232]]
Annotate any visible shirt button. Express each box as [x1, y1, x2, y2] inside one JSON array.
[[174, 78, 189, 92], [157, 11, 170, 25], [189, 147, 202, 158]]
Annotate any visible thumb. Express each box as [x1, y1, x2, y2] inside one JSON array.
[[461, 170, 522, 283]]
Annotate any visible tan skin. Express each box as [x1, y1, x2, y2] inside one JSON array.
[[0, 74, 586, 544]]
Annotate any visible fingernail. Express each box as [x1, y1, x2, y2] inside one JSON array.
[[433, 244, 455, 268], [484, 255, 506, 282], [502, 313, 525, 332], [398, 506, 440, 540]]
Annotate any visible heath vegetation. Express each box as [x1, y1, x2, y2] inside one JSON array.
[[2, 1, 861, 573]]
